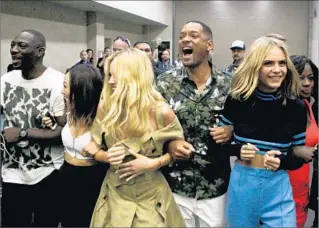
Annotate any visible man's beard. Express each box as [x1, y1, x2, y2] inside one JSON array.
[[184, 60, 201, 69], [233, 55, 239, 61], [20, 55, 37, 69], [233, 58, 242, 65], [12, 64, 22, 70]]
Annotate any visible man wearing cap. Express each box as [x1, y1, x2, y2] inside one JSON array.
[[224, 40, 246, 76]]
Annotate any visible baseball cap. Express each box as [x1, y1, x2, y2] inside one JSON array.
[[230, 40, 245, 50]]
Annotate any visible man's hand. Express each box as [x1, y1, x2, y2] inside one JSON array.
[[168, 140, 195, 160], [293, 145, 317, 162], [2, 127, 21, 143], [209, 125, 233, 144]]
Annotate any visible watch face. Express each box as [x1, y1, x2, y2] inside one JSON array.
[[20, 129, 27, 138]]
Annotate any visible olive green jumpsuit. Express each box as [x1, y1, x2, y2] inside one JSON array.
[[90, 105, 186, 227]]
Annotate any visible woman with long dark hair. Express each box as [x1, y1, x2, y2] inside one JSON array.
[[43, 64, 106, 227]]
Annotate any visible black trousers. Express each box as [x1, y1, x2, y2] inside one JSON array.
[[1, 170, 62, 227], [60, 162, 108, 227]]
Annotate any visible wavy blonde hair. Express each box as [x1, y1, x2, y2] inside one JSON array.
[[231, 36, 300, 100], [100, 48, 165, 141]]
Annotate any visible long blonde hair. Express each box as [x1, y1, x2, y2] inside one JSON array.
[[231, 36, 300, 100], [100, 48, 165, 141]]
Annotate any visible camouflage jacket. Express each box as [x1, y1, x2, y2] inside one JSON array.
[[223, 60, 243, 76], [223, 63, 237, 76], [156, 65, 232, 200]]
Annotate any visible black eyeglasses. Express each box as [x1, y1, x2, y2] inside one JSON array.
[[114, 36, 131, 47]]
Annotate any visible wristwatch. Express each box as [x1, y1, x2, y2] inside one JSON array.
[[19, 128, 28, 139]]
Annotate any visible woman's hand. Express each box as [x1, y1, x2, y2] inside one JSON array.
[[82, 141, 101, 158], [117, 150, 160, 182], [264, 150, 281, 171], [42, 116, 53, 128], [240, 143, 259, 160], [209, 125, 233, 144], [83, 141, 126, 165], [105, 142, 126, 165]]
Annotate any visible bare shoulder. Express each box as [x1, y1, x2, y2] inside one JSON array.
[[159, 103, 176, 127]]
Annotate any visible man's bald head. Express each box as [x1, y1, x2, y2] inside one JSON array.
[[10, 29, 47, 69], [21, 29, 46, 49]]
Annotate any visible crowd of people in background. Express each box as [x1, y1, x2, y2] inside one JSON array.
[[0, 20, 318, 228]]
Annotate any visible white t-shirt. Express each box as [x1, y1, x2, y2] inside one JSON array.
[[0, 67, 65, 185]]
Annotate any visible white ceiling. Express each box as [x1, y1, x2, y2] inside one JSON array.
[[51, 1, 166, 26]]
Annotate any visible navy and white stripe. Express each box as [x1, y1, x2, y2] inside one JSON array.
[[255, 90, 282, 101], [218, 115, 233, 126], [292, 132, 306, 146], [233, 133, 291, 155]]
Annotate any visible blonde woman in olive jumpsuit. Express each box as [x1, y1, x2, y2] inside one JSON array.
[[83, 48, 187, 227]]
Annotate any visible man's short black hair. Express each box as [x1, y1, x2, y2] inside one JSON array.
[[21, 29, 46, 48], [133, 41, 152, 51], [185, 20, 213, 40]]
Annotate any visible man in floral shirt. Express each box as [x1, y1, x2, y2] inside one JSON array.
[[156, 21, 233, 227]]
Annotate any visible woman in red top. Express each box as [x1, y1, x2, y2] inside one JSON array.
[[289, 55, 318, 228]]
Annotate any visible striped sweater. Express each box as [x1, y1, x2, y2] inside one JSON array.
[[219, 89, 307, 170]]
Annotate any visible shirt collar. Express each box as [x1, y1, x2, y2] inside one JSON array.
[[181, 63, 218, 86]]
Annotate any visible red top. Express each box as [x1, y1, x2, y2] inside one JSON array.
[[305, 99, 318, 147]]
